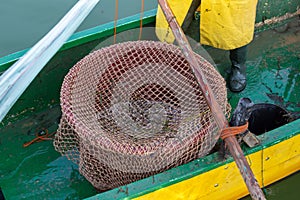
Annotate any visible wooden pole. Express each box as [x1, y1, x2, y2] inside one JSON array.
[[157, 0, 266, 199], [0, 0, 100, 122]]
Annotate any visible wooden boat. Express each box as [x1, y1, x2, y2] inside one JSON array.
[[0, 0, 299, 199]]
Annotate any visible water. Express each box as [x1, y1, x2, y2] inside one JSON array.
[[242, 172, 300, 200], [0, 0, 157, 57]]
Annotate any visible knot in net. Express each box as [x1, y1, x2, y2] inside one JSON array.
[[54, 40, 229, 191]]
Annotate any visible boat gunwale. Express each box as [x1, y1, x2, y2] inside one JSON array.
[[86, 118, 300, 200], [0, 3, 299, 199], [1, 7, 299, 71], [0, 9, 157, 72]]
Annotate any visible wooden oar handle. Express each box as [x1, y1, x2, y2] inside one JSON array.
[[157, 0, 265, 199]]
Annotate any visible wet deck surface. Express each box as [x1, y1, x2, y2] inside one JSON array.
[[0, 17, 299, 199], [204, 18, 300, 117]]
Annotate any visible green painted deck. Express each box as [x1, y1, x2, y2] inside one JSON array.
[[0, 11, 299, 200]]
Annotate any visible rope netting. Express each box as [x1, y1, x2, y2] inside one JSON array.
[[54, 40, 230, 191]]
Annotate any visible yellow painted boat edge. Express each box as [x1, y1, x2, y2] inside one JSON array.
[[134, 134, 300, 200], [87, 119, 300, 200]]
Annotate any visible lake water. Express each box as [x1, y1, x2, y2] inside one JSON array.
[[0, 0, 157, 57], [0, 0, 299, 199]]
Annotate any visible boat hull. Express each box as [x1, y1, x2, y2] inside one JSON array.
[[87, 119, 300, 200], [0, 1, 299, 199]]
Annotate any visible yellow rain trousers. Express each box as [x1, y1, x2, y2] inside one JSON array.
[[156, 0, 258, 50]]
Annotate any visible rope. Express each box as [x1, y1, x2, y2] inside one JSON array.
[[113, 0, 119, 44], [23, 129, 55, 147], [255, 8, 300, 28], [220, 122, 249, 140], [139, 0, 144, 40]]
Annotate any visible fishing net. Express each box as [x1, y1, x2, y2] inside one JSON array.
[[54, 40, 230, 191]]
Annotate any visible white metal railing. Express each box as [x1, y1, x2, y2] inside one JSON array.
[[0, 0, 100, 122]]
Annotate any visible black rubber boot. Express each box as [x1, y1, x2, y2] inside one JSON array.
[[229, 45, 248, 92]]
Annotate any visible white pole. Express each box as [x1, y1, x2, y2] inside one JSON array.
[[0, 0, 100, 122]]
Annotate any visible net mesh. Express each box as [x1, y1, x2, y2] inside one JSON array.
[[54, 40, 230, 191]]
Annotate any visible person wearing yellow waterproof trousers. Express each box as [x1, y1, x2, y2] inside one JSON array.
[[155, 0, 258, 92]]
